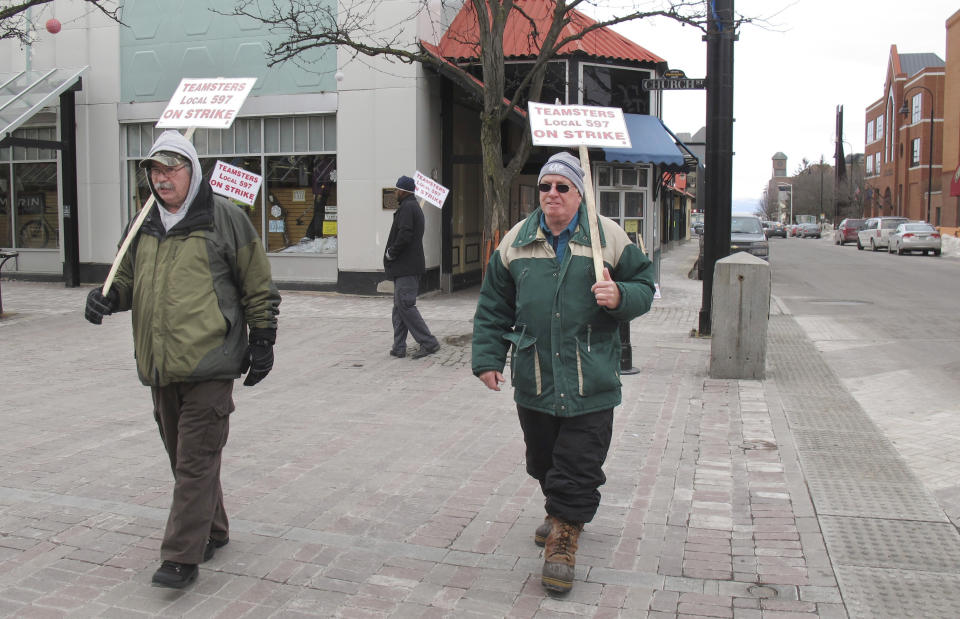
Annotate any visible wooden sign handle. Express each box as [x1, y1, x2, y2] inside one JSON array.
[[578, 145, 604, 282], [102, 127, 197, 296]]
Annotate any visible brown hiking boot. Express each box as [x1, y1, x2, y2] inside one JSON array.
[[534, 516, 552, 547], [541, 517, 583, 593]]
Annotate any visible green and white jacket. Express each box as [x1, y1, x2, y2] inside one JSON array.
[[472, 204, 655, 417]]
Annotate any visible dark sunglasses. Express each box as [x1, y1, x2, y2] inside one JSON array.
[[538, 182, 571, 194]]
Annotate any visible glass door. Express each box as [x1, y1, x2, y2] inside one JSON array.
[[598, 189, 645, 246]]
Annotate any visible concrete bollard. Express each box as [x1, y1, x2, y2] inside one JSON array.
[[709, 252, 771, 379]]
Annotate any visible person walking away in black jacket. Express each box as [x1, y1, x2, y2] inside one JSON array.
[[383, 175, 440, 359]]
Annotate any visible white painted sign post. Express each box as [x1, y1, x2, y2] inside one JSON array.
[[527, 103, 631, 281], [102, 78, 256, 296], [413, 170, 450, 208]]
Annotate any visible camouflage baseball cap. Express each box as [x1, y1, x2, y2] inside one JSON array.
[[139, 151, 190, 169]]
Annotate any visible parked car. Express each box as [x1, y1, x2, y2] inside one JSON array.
[[888, 222, 942, 256], [835, 218, 864, 245], [799, 223, 821, 238], [762, 220, 786, 238], [696, 215, 769, 279], [857, 216, 909, 251], [730, 215, 769, 260]]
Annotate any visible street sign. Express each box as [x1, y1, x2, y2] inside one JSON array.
[[642, 78, 706, 91]]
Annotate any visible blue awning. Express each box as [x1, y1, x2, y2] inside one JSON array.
[[603, 114, 688, 168]]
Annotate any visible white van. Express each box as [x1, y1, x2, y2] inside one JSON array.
[[857, 216, 909, 251]]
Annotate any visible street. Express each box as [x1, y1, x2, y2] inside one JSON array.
[[5, 239, 960, 616], [769, 233, 960, 525]]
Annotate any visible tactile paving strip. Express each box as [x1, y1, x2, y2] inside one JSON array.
[[837, 566, 960, 619], [820, 516, 960, 571], [800, 451, 917, 483], [792, 429, 897, 454], [808, 478, 948, 521], [782, 406, 877, 433]]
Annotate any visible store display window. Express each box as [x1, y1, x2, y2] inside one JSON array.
[[264, 154, 337, 253], [0, 126, 59, 250], [123, 115, 336, 255]]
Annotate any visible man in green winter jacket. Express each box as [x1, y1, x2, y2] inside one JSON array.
[[84, 130, 280, 589], [472, 151, 654, 594]]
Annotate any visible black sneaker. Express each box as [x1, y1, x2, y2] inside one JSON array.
[[389, 349, 406, 358], [203, 537, 229, 562], [410, 343, 440, 359], [152, 561, 198, 588]]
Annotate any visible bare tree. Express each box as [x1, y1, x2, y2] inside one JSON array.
[[838, 154, 867, 219], [758, 187, 779, 220], [789, 158, 835, 222], [1, 0, 122, 43], [221, 0, 752, 247]]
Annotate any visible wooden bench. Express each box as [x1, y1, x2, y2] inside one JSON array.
[[0, 250, 19, 315]]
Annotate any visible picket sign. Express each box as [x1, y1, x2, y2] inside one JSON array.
[[102, 78, 256, 296], [527, 102, 631, 282], [413, 171, 449, 208]]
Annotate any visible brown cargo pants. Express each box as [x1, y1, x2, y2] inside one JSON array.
[[151, 379, 233, 564]]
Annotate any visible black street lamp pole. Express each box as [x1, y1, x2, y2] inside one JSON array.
[[899, 85, 934, 223]]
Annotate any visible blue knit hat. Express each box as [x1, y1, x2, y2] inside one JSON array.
[[395, 175, 415, 192]]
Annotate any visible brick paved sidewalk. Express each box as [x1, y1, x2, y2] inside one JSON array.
[[0, 241, 951, 617]]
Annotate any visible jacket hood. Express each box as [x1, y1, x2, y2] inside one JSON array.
[[145, 130, 203, 230]]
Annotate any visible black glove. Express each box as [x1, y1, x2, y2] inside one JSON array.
[[84, 287, 117, 325], [241, 328, 276, 386]]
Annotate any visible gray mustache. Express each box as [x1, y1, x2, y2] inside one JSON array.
[[157, 182, 175, 190]]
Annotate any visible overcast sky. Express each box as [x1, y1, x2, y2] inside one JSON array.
[[594, 0, 957, 212]]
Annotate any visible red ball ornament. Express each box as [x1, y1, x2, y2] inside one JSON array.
[[45, 18, 61, 34]]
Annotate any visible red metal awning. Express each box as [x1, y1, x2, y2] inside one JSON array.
[[433, 0, 665, 64]]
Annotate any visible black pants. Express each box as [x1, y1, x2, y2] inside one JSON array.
[[391, 275, 438, 354], [517, 405, 614, 524], [152, 380, 233, 564]]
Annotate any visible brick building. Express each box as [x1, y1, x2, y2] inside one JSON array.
[[864, 45, 944, 223], [943, 10, 960, 225]]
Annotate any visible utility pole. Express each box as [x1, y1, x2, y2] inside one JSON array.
[[698, 0, 735, 336], [819, 155, 824, 222]]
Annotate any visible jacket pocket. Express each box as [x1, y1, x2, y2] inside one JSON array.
[[575, 326, 621, 396], [503, 329, 541, 396]]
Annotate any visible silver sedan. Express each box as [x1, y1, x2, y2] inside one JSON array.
[[888, 223, 942, 256]]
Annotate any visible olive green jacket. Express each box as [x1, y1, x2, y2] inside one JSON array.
[[112, 184, 280, 387], [472, 205, 654, 416]]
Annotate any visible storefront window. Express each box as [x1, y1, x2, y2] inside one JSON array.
[[123, 116, 336, 255], [264, 154, 337, 253], [596, 164, 648, 245], [580, 64, 651, 115], [0, 126, 59, 250], [0, 166, 10, 247], [14, 162, 59, 249]]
